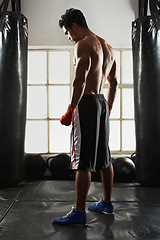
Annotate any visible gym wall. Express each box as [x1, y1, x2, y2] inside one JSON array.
[[21, 0, 136, 48]]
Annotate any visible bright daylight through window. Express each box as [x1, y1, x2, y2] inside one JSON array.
[[25, 48, 135, 155]]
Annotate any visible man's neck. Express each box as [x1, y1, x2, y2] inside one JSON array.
[[78, 28, 93, 41]]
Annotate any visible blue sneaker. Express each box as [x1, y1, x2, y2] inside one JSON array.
[[88, 199, 114, 214], [52, 207, 87, 226]]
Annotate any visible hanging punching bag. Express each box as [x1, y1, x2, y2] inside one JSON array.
[[132, 0, 160, 187], [0, 0, 28, 187]]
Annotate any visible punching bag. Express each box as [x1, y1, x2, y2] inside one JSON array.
[[0, 0, 28, 187], [132, 0, 160, 186]]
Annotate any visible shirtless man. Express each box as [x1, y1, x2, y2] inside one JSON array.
[[52, 8, 117, 226]]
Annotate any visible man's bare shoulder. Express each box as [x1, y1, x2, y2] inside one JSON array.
[[96, 35, 112, 49], [76, 38, 91, 49], [96, 35, 115, 61], [75, 37, 93, 57]]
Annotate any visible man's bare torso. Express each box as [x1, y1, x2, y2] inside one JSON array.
[[74, 34, 115, 95]]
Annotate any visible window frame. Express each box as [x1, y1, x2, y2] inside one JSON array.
[[26, 46, 135, 156]]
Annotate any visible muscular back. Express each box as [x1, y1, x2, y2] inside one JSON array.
[[71, 32, 117, 107], [74, 34, 115, 94]]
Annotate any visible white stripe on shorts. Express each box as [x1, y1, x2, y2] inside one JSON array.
[[70, 107, 81, 170]]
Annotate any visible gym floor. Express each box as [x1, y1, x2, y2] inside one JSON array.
[[0, 179, 160, 240]]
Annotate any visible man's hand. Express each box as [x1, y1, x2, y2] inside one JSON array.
[[60, 104, 76, 126], [108, 104, 113, 117]]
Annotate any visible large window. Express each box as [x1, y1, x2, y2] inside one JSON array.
[[106, 50, 135, 154], [25, 47, 135, 155]]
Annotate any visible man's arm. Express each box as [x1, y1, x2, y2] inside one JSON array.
[[70, 40, 91, 107], [107, 60, 118, 107], [60, 40, 91, 126]]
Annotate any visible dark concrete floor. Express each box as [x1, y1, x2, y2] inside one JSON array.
[[0, 180, 160, 240]]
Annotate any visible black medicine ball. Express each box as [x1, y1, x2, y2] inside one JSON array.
[[112, 157, 136, 182], [24, 154, 46, 179], [47, 153, 71, 180]]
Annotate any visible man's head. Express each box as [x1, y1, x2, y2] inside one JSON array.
[[59, 8, 88, 29], [59, 8, 88, 43]]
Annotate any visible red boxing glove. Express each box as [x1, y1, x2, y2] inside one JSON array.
[[108, 104, 113, 117], [60, 104, 76, 126]]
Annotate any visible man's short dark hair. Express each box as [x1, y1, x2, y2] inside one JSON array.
[[59, 8, 88, 29]]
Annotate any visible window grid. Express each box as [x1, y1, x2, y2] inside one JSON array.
[[47, 51, 50, 153], [103, 49, 135, 154], [112, 49, 134, 154], [26, 47, 135, 155]]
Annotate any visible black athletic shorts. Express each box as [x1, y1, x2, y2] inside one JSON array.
[[70, 94, 112, 172]]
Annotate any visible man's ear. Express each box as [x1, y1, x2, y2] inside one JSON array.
[[72, 23, 78, 30]]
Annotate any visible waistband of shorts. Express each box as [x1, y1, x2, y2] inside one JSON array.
[[82, 94, 105, 99]]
